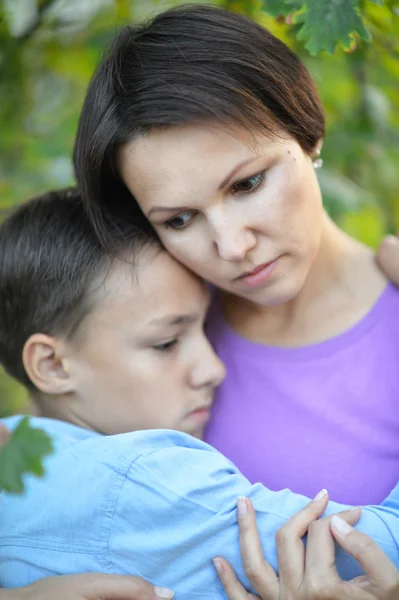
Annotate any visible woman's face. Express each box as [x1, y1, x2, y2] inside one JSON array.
[[118, 123, 324, 307]]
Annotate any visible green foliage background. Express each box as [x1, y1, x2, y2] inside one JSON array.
[[0, 0, 398, 426]]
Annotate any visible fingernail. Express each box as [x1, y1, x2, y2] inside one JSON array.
[[237, 496, 248, 517], [155, 587, 174, 599], [331, 515, 353, 536], [313, 488, 328, 501], [213, 557, 224, 575]]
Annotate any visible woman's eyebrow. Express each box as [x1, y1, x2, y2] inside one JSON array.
[[147, 157, 262, 217], [217, 157, 259, 190]]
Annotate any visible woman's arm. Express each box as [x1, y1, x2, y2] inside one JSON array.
[[0, 574, 173, 600], [216, 495, 399, 600], [109, 437, 399, 596], [2, 431, 397, 596]]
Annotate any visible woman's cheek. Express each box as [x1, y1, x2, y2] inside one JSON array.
[[160, 231, 199, 264]]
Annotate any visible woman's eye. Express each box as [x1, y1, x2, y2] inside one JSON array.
[[153, 339, 178, 352], [164, 211, 194, 230], [232, 171, 265, 194]]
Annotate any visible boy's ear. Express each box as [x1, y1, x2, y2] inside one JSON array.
[[22, 334, 75, 396]]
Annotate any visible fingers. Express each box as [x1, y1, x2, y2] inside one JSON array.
[[377, 234, 399, 285], [306, 507, 361, 573], [275, 489, 329, 587], [25, 573, 173, 600], [73, 573, 174, 600], [330, 516, 399, 590], [0, 423, 10, 446], [237, 497, 279, 600], [303, 507, 361, 593], [213, 557, 259, 600]]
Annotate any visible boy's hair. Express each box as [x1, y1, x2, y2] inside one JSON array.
[[73, 4, 325, 247], [0, 188, 158, 389]]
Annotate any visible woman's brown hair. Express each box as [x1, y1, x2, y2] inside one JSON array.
[[73, 4, 325, 246]]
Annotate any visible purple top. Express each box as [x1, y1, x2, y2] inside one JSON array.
[[205, 284, 399, 505]]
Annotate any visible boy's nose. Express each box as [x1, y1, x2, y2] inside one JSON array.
[[189, 343, 226, 390]]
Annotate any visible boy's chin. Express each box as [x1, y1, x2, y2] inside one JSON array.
[[188, 425, 205, 440]]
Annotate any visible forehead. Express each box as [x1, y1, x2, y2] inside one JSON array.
[[89, 249, 208, 325], [118, 123, 289, 201], [122, 123, 256, 168]]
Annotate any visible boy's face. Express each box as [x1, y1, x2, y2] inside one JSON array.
[[64, 248, 225, 439]]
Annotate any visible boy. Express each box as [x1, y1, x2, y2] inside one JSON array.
[[0, 188, 224, 440], [0, 190, 398, 596]]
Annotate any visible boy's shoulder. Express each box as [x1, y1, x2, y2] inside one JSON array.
[[1, 414, 210, 457], [0, 416, 216, 552]]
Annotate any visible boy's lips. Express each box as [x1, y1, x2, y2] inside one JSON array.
[[187, 405, 212, 422]]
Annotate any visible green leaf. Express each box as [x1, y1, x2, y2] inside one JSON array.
[[289, 0, 372, 55], [261, 0, 295, 17], [368, 0, 383, 4], [0, 417, 53, 494]]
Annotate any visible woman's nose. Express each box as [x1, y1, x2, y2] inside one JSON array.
[[212, 215, 256, 262]]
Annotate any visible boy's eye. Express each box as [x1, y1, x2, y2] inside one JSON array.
[[164, 211, 194, 230], [231, 171, 266, 194], [153, 339, 178, 352]]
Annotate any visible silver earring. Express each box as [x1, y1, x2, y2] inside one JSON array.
[[312, 148, 323, 170]]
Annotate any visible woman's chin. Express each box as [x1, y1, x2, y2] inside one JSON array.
[[232, 272, 306, 309]]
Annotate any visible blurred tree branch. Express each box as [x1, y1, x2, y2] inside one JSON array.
[[16, 0, 56, 42]]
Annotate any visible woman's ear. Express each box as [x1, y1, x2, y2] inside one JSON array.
[[311, 139, 324, 170], [311, 139, 324, 157], [22, 333, 75, 396]]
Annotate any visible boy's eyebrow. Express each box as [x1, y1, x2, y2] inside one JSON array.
[[148, 205, 188, 217], [149, 313, 199, 327]]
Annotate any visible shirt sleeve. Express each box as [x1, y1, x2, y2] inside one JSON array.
[[109, 435, 399, 599]]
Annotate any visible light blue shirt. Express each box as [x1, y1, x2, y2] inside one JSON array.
[[1, 416, 398, 598]]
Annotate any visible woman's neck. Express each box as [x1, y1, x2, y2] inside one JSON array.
[[221, 214, 388, 347]]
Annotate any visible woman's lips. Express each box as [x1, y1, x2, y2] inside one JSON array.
[[235, 258, 279, 288]]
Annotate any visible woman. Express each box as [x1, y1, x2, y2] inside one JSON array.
[[73, 4, 399, 596], [73, 3, 399, 504], [4, 4, 399, 598]]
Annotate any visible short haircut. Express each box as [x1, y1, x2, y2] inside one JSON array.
[[73, 4, 325, 246], [0, 188, 158, 389]]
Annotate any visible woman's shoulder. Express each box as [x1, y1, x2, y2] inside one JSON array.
[[378, 281, 399, 324], [356, 246, 399, 319], [334, 243, 397, 336]]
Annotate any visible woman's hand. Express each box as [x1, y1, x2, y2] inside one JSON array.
[[214, 493, 399, 600], [0, 574, 174, 600], [378, 234, 399, 285], [0, 423, 10, 445]]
